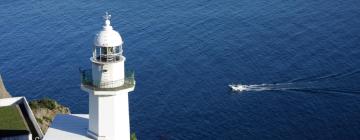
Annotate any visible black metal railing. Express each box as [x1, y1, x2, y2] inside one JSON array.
[[80, 69, 135, 91]]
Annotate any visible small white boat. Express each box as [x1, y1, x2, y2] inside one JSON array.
[[229, 84, 249, 92]]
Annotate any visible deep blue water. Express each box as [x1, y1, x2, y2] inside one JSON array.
[[1, 0, 360, 139]]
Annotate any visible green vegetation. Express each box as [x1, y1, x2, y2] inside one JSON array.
[[29, 98, 57, 110], [36, 117, 43, 124], [29, 98, 70, 132], [131, 133, 138, 140], [0, 106, 27, 130], [42, 116, 52, 122]]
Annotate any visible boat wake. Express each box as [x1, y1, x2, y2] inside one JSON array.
[[230, 70, 360, 93], [229, 83, 297, 92]]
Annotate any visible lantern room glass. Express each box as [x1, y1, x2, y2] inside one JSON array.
[[93, 46, 123, 62]]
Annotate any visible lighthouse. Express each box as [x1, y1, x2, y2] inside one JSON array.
[[80, 12, 135, 140]]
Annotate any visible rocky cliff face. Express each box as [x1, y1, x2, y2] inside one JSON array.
[[29, 98, 71, 133], [0, 74, 10, 98]]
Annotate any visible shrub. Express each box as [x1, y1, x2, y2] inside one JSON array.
[[36, 117, 43, 124], [131, 133, 137, 140], [43, 116, 52, 122], [30, 98, 57, 110]]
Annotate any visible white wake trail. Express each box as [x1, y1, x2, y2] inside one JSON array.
[[230, 82, 302, 92]]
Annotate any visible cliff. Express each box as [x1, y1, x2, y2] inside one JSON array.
[[0, 74, 10, 98], [29, 98, 71, 132]]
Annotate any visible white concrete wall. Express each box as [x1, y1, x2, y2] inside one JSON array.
[[113, 91, 130, 140], [88, 93, 99, 135], [92, 58, 125, 88], [88, 90, 130, 140], [87, 48, 131, 140]]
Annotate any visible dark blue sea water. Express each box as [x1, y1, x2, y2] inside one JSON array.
[[1, 0, 360, 139]]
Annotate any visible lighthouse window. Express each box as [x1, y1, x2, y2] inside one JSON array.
[[94, 46, 122, 63], [115, 46, 122, 54], [94, 47, 102, 61]]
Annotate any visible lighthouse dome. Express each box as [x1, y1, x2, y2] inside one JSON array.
[[94, 13, 123, 47], [94, 29, 123, 47]]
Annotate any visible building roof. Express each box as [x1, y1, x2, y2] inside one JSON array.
[[43, 114, 92, 140], [0, 97, 44, 139], [94, 12, 123, 47], [0, 106, 28, 130]]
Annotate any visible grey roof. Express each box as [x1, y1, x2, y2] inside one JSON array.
[[43, 114, 92, 140]]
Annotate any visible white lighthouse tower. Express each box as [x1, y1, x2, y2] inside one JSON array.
[[80, 12, 135, 140]]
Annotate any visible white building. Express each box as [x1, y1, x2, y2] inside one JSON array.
[[44, 13, 135, 140]]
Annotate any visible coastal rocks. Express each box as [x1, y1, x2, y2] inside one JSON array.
[[29, 98, 71, 132], [0, 74, 10, 98]]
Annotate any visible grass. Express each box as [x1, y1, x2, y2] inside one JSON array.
[[0, 106, 27, 130]]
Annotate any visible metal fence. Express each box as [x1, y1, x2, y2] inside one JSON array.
[[80, 69, 135, 91]]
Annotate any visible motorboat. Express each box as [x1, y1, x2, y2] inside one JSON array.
[[229, 84, 249, 92]]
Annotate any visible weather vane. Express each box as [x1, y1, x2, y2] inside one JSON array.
[[104, 12, 111, 20]]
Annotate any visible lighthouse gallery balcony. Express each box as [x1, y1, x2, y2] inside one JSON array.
[[80, 69, 135, 91]]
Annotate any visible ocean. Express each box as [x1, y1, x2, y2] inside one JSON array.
[[1, 0, 360, 139]]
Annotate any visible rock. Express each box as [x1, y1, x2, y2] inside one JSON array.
[[29, 98, 71, 133], [0, 74, 10, 99]]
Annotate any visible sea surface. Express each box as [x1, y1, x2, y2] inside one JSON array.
[[1, 0, 360, 139]]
